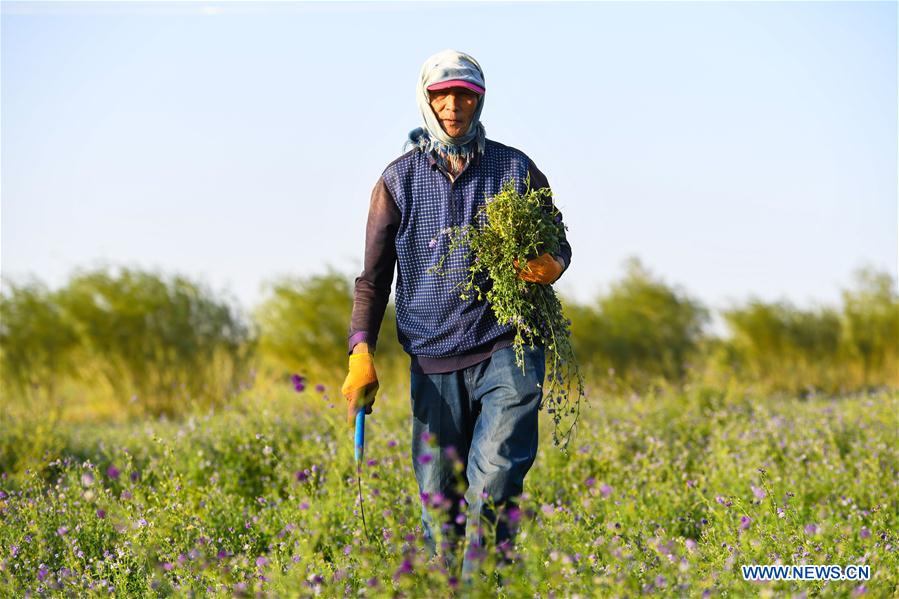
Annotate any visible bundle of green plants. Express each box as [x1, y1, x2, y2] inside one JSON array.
[[427, 176, 585, 451]]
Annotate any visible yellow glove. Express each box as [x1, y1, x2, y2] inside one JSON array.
[[340, 352, 379, 427], [513, 252, 565, 284]]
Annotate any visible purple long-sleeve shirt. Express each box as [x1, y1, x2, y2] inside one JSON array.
[[348, 150, 571, 374]]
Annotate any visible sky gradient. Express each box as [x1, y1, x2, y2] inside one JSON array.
[[2, 1, 896, 322]]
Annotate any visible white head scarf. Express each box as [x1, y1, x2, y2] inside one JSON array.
[[408, 49, 487, 157]]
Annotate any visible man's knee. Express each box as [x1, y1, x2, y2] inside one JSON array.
[[465, 467, 524, 510]]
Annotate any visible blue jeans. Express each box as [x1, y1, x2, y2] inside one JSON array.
[[409, 343, 545, 579]]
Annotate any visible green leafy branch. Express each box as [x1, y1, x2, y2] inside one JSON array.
[[426, 175, 587, 451]]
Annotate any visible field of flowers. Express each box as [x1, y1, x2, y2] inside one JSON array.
[[1, 379, 896, 597]]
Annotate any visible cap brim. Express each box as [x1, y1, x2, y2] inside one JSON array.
[[426, 79, 485, 95]]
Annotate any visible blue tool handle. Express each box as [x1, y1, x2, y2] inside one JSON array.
[[354, 410, 365, 462]]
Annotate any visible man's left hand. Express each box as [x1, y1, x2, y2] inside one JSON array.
[[513, 252, 565, 285]]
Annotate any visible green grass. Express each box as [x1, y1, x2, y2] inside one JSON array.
[[1, 381, 896, 597]]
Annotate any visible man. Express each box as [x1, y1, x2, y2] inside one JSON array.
[[341, 49, 572, 581]]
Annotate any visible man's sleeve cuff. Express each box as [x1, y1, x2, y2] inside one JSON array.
[[348, 331, 370, 355]]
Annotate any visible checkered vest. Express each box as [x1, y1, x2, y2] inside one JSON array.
[[382, 139, 531, 357]]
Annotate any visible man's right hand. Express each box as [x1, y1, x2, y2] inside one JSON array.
[[341, 344, 379, 427], [513, 252, 565, 285]]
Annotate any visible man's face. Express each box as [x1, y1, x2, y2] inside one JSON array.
[[427, 87, 480, 138]]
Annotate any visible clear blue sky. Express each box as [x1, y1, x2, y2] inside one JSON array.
[[2, 1, 896, 321]]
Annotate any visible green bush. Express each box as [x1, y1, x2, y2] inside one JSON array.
[[715, 266, 898, 395], [568, 258, 710, 391], [254, 270, 406, 383], [719, 301, 843, 393], [1, 267, 255, 417], [3, 261, 896, 424], [0, 279, 80, 417], [841, 267, 899, 389]]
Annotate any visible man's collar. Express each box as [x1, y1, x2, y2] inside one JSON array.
[[425, 148, 483, 167]]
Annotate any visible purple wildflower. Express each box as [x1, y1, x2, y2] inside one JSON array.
[[291, 374, 306, 392], [853, 585, 867, 596], [81, 472, 95, 487], [366, 458, 378, 467], [256, 556, 268, 568], [418, 454, 433, 465], [805, 523, 818, 535], [860, 527, 871, 539], [584, 477, 596, 488], [752, 485, 766, 500], [387, 440, 397, 448], [443, 445, 459, 461], [37, 566, 48, 581], [299, 501, 309, 510], [162, 562, 174, 571], [739, 516, 751, 530], [465, 545, 485, 561], [685, 539, 697, 551], [600, 483, 613, 498], [57, 526, 68, 537], [106, 465, 120, 480], [315, 384, 326, 393], [295, 470, 309, 483], [130, 470, 140, 482], [96, 509, 106, 519]]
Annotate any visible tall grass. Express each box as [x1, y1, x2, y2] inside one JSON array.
[[0, 383, 895, 596], [1, 267, 254, 421]]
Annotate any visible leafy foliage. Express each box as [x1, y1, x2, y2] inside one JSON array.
[[427, 176, 585, 450], [715, 266, 899, 394], [2, 263, 897, 422], [253, 270, 406, 380], [840, 267, 899, 388], [570, 258, 710, 390], [0, 279, 80, 411], [1, 386, 896, 596], [1, 267, 255, 417]]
